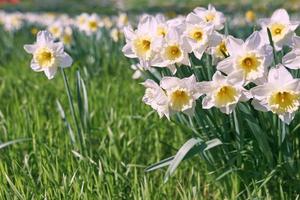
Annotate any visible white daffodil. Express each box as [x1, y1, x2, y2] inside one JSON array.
[[75, 13, 88, 31], [192, 4, 225, 31], [24, 30, 73, 79], [142, 79, 169, 119], [122, 16, 162, 68], [207, 32, 229, 61], [83, 14, 102, 35], [60, 26, 73, 47], [198, 71, 251, 114], [152, 28, 191, 73], [217, 31, 273, 84], [282, 36, 300, 69], [251, 65, 300, 124], [183, 12, 214, 60], [117, 13, 129, 28], [48, 21, 64, 39], [259, 9, 299, 50], [3, 13, 23, 32], [161, 75, 201, 116], [110, 28, 123, 42], [154, 14, 169, 38]]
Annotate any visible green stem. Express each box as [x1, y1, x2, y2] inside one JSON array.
[[61, 67, 85, 154], [233, 109, 243, 165], [278, 117, 283, 163], [267, 28, 278, 66]]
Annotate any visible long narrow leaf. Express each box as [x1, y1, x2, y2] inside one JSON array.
[[164, 138, 202, 183], [0, 138, 31, 150]]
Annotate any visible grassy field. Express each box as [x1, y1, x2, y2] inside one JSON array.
[[1, 5, 300, 200]]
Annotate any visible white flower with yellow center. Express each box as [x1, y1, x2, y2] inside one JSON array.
[[83, 14, 102, 35], [251, 65, 300, 124], [48, 21, 63, 39], [207, 32, 229, 60], [161, 75, 201, 116], [3, 13, 23, 32], [60, 26, 73, 47], [142, 79, 169, 119], [217, 31, 273, 84], [117, 13, 129, 28], [192, 4, 225, 31], [24, 30, 73, 79], [183, 13, 214, 60], [152, 28, 191, 72], [282, 36, 300, 69], [110, 28, 123, 42], [259, 9, 299, 50], [75, 13, 88, 31], [198, 71, 251, 114], [122, 16, 162, 68], [153, 14, 170, 38]]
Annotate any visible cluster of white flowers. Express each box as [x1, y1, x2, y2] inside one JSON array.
[[0, 10, 129, 45], [123, 5, 300, 124]]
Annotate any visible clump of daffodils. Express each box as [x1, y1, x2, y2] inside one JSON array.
[[24, 30, 73, 79], [123, 6, 300, 125]]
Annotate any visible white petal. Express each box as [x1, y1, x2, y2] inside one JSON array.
[[122, 43, 136, 58], [251, 99, 269, 112], [193, 46, 206, 60], [44, 67, 57, 79], [160, 76, 180, 90], [226, 36, 243, 56], [268, 65, 293, 83], [59, 52, 73, 68], [30, 60, 43, 72], [220, 104, 236, 114], [212, 71, 226, 82], [271, 9, 290, 24], [123, 26, 135, 41], [279, 112, 295, 125], [227, 70, 245, 86], [197, 81, 212, 94], [37, 30, 54, 45], [245, 31, 261, 50], [216, 57, 234, 75], [250, 84, 274, 100], [282, 50, 300, 69], [292, 35, 300, 48], [202, 96, 214, 109], [24, 44, 37, 54]]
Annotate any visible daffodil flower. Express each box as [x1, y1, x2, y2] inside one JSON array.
[[122, 16, 162, 68], [183, 12, 214, 60], [206, 32, 229, 61], [142, 79, 170, 119], [192, 4, 226, 31], [217, 31, 273, 84], [251, 65, 300, 124], [152, 28, 191, 73], [160, 75, 201, 117], [24, 30, 73, 79], [259, 9, 299, 50], [198, 71, 251, 114]]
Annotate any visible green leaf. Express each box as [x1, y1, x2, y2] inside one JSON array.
[[164, 138, 202, 182], [0, 138, 31, 150], [145, 138, 222, 182], [245, 119, 273, 165], [56, 100, 76, 144]]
